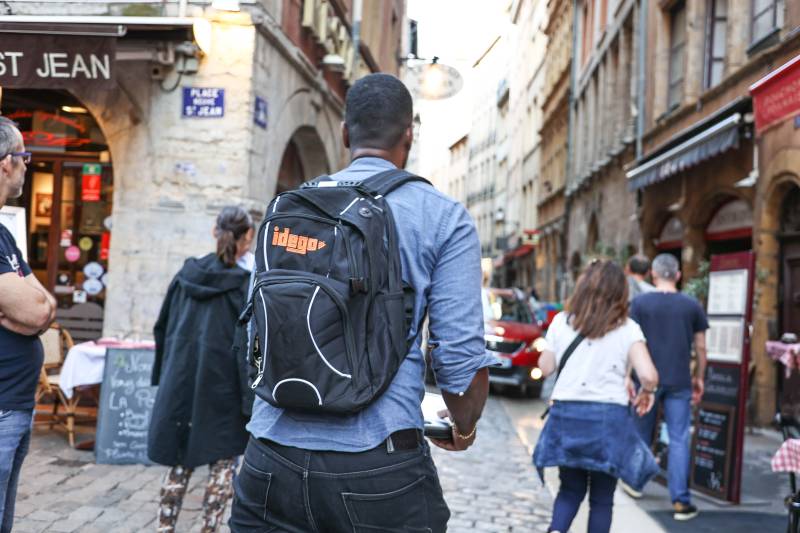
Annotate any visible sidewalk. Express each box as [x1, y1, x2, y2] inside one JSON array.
[[14, 395, 553, 532], [501, 396, 790, 533]]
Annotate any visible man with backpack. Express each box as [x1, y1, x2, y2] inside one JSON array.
[[230, 73, 492, 532]]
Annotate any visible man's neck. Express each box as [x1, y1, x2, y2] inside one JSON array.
[[653, 280, 678, 292], [350, 147, 405, 169], [631, 274, 646, 283]]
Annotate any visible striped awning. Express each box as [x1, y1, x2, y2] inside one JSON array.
[[627, 113, 743, 191]]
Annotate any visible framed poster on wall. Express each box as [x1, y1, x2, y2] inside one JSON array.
[[0, 206, 27, 261]]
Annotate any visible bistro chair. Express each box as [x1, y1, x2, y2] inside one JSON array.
[[34, 324, 94, 448]]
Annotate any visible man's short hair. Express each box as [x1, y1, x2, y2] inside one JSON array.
[[627, 254, 651, 276], [0, 117, 20, 158], [345, 73, 413, 150], [652, 253, 680, 280]]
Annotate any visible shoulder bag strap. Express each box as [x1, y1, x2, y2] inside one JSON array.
[[555, 333, 585, 381], [541, 333, 585, 420]]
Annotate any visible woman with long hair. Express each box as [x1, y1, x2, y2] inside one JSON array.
[[534, 259, 660, 533], [148, 206, 255, 532]]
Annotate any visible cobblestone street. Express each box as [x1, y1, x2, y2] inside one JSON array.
[[13, 396, 551, 532]]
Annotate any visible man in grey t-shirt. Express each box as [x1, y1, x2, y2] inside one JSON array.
[[626, 254, 655, 302]]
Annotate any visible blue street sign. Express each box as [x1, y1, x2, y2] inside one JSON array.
[[182, 87, 224, 118], [254, 96, 268, 129]]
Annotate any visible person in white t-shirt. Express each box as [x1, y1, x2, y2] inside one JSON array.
[[533, 259, 659, 533]]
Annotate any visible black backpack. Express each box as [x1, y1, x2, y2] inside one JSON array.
[[239, 169, 431, 414]]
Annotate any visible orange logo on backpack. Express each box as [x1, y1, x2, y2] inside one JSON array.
[[271, 227, 327, 255]]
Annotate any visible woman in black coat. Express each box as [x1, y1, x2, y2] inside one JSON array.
[[149, 206, 254, 533]]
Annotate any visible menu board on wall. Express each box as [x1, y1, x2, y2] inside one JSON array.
[[706, 317, 745, 363], [707, 269, 749, 315], [692, 404, 735, 499]]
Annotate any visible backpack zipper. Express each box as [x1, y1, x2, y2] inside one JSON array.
[[250, 276, 358, 389]]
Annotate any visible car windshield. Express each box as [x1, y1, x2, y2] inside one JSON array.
[[482, 290, 533, 323]]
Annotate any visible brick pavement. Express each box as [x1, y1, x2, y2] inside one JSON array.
[[14, 396, 552, 532]]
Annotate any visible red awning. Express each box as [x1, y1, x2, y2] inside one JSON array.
[[511, 244, 534, 258]]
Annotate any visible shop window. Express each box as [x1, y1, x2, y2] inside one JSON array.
[[668, 2, 687, 110], [751, 0, 784, 46], [704, 0, 728, 89]]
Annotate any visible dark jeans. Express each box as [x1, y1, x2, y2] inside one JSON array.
[[229, 435, 450, 533], [0, 409, 32, 533], [550, 467, 617, 533]]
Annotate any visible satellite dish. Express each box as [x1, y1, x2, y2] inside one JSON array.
[[405, 61, 463, 100]]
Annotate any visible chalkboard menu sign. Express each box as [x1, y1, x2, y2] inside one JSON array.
[[95, 348, 157, 465], [703, 365, 740, 407], [691, 403, 735, 499]]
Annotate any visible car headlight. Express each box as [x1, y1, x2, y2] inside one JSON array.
[[530, 367, 543, 380], [530, 337, 548, 352]]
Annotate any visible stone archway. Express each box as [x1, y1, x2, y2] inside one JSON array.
[[276, 126, 330, 194], [751, 145, 800, 424]]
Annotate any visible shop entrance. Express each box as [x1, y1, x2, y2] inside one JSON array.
[[2, 89, 113, 338], [780, 186, 800, 337]]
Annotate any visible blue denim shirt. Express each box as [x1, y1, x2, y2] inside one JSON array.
[[247, 157, 494, 451]]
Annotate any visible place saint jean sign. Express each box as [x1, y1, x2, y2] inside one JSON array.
[[0, 34, 115, 89]]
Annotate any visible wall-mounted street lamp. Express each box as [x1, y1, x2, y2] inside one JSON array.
[[403, 56, 464, 100]]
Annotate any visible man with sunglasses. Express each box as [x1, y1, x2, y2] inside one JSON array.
[[0, 116, 55, 532]]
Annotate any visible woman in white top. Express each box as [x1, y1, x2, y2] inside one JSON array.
[[533, 259, 659, 533]]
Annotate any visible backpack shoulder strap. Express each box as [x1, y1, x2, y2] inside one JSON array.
[[358, 169, 432, 197]]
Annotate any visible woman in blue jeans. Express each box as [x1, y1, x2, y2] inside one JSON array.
[[534, 260, 660, 533]]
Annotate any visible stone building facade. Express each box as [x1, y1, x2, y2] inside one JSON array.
[[566, 0, 642, 287], [1, 0, 405, 339], [536, 0, 572, 301], [500, 0, 548, 291], [627, 0, 800, 424]]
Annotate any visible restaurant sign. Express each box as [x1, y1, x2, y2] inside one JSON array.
[[0, 34, 115, 89], [750, 54, 800, 133]]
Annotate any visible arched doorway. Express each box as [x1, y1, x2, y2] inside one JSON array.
[[780, 185, 800, 337], [1, 88, 113, 336], [276, 126, 330, 194], [586, 214, 599, 254], [705, 198, 753, 256], [656, 215, 684, 263]]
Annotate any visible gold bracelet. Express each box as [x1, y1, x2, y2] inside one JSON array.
[[453, 423, 477, 441]]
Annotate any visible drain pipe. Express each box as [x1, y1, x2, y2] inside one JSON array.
[[635, 0, 648, 160], [561, 0, 580, 299], [351, 0, 363, 76]]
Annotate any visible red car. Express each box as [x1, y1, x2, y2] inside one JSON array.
[[483, 288, 546, 397]]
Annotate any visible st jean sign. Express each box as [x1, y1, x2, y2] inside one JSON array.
[[0, 34, 115, 90]]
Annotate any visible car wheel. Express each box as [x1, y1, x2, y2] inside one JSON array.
[[521, 382, 542, 399]]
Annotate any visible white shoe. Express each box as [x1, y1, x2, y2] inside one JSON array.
[[620, 480, 643, 499]]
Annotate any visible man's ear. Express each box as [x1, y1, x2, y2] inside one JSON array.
[[0, 155, 10, 179], [675, 271, 682, 283], [341, 122, 350, 149], [403, 126, 413, 150]]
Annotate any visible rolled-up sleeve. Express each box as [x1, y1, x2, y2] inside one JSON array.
[[427, 203, 496, 394]]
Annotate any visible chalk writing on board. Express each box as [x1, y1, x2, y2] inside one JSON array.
[[95, 348, 157, 465]]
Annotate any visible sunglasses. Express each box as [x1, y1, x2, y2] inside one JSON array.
[[3, 152, 31, 164]]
